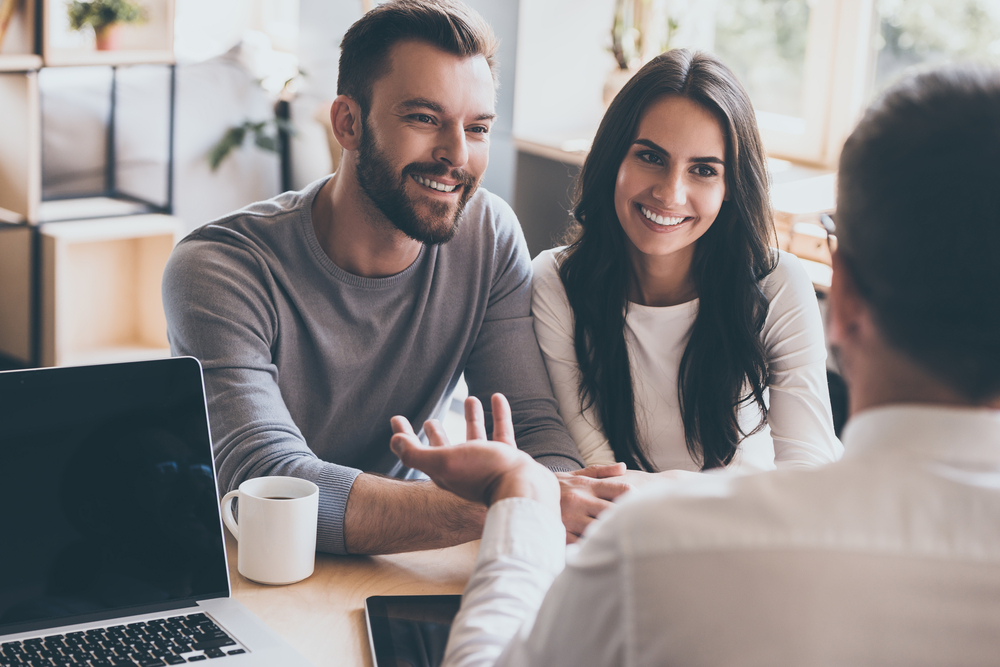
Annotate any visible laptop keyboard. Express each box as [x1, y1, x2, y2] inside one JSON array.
[[0, 612, 246, 666]]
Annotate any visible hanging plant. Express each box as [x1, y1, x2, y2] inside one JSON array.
[[207, 117, 296, 171], [208, 68, 302, 173]]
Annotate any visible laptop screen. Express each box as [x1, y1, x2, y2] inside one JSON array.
[[0, 357, 231, 635]]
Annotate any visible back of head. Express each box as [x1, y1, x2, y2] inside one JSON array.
[[837, 65, 1000, 401], [337, 0, 499, 115]]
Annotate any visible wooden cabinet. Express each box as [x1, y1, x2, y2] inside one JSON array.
[[0, 0, 179, 368], [0, 70, 40, 224], [40, 215, 181, 367], [0, 225, 33, 363]]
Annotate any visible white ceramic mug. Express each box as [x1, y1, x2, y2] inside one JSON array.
[[221, 476, 319, 585]]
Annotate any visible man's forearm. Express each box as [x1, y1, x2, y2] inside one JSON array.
[[342, 473, 487, 554]]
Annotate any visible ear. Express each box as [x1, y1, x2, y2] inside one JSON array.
[[330, 95, 363, 152], [827, 251, 871, 349]]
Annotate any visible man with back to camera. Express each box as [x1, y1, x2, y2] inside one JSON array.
[[161, 0, 630, 556], [390, 63, 1000, 665]]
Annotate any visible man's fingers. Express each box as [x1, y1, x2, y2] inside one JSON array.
[[465, 396, 486, 442], [423, 419, 452, 448], [572, 462, 626, 479], [389, 431, 422, 464], [491, 393, 516, 446], [390, 415, 415, 436]]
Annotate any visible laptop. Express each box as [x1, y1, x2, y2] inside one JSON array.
[[0, 357, 314, 666]]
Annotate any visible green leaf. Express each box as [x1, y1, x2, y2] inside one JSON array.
[[207, 126, 247, 171], [253, 133, 278, 153]]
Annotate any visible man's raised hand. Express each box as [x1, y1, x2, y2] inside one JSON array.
[[390, 394, 560, 509]]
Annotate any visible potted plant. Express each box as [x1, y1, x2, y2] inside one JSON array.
[[66, 0, 146, 51], [605, 0, 678, 105]]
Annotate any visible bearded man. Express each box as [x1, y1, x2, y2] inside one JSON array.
[[162, 0, 629, 556]]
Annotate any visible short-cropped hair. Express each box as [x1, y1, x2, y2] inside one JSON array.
[[337, 0, 499, 115], [837, 65, 1000, 401]]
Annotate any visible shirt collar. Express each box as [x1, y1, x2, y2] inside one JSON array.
[[842, 404, 1000, 465]]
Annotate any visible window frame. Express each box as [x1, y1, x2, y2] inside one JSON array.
[[750, 0, 878, 167]]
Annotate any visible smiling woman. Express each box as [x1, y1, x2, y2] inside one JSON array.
[[532, 49, 843, 478], [612, 95, 728, 307]]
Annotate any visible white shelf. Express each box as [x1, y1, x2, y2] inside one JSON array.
[[0, 54, 43, 72], [41, 50, 175, 68], [40, 196, 156, 223], [771, 173, 837, 219], [514, 135, 591, 167]]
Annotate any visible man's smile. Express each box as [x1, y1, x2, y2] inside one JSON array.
[[411, 174, 460, 193]]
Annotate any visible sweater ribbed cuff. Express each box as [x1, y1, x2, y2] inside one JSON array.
[[315, 465, 363, 555], [534, 454, 582, 473]]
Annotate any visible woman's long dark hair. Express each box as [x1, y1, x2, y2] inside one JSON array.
[[559, 49, 776, 471]]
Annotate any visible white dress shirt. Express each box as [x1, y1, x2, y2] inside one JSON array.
[[445, 405, 1000, 666], [531, 247, 843, 473]]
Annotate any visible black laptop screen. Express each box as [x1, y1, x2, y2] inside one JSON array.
[[0, 358, 231, 634]]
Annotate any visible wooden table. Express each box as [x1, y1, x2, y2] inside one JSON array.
[[225, 533, 478, 667]]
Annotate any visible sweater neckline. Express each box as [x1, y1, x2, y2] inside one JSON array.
[[300, 176, 428, 289]]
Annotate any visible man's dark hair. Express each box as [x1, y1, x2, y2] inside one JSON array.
[[837, 65, 1000, 401], [337, 0, 499, 115]]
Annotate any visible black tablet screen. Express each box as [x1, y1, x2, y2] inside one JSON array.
[[366, 594, 462, 667]]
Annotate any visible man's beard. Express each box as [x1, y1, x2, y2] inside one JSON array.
[[355, 120, 479, 245]]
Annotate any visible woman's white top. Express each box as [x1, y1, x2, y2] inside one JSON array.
[[531, 247, 843, 474]]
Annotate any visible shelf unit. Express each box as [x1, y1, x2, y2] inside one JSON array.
[[0, 0, 42, 71], [0, 0, 179, 368], [40, 214, 182, 367], [0, 224, 33, 363], [0, 69, 40, 224], [41, 0, 174, 67]]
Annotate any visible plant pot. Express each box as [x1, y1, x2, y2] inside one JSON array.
[[603, 66, 638, 107], [94, 22, 122, 51]]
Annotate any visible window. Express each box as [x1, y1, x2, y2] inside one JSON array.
[[711, 0, 1000, 166], [711, 0, 875, 166], [514, 0, 1000, 169], [873, 0, 1000, 92]]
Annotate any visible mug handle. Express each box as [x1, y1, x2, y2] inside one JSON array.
[[221, 490, 240, 540]]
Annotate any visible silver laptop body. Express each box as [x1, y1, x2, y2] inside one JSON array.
[[0, 357, 313, 666]]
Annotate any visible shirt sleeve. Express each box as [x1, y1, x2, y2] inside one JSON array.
[[443, 497, 627, 667], [162, 234, 360, 555], [761, 252, 845, 468], [462, 203, 583, 473], [530, 250, 618, 466]]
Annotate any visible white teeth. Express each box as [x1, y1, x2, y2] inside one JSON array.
[[640, 206, 685, 226], [414, 175, 458, 192]]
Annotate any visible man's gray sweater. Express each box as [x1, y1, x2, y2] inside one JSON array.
[[162, 176, 582, 554]]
